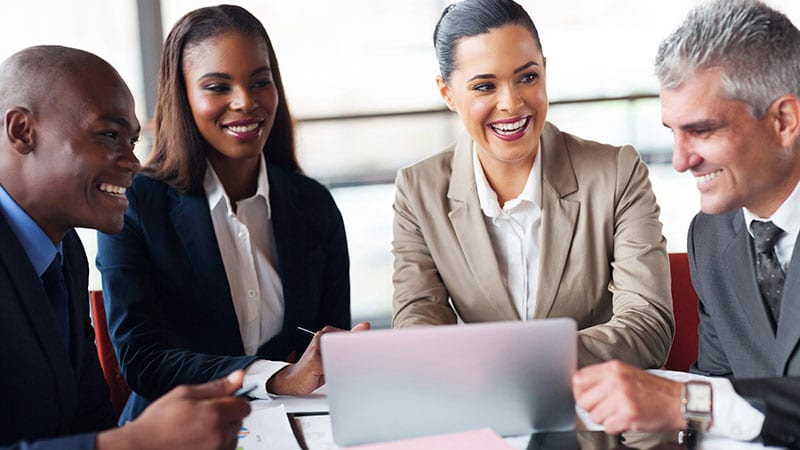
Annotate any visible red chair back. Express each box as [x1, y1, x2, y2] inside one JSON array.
[[89, 290, 131, 417], [664, 253, 700, 371]]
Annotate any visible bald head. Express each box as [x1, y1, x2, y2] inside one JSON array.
[[0, 45, 127, 121]]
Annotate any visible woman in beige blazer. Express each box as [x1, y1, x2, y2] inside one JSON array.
[[392, 0, 674, 368]]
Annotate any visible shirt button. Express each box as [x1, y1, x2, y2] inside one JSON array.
[[238, 231, 247, 240], [247, 289, 256, 298]]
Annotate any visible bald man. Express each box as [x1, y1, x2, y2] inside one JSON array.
[[0, 46, 250, 450]]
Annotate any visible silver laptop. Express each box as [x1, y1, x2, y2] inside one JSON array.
[[321, 318, 577, 446]]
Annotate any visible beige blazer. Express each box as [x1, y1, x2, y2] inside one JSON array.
[[392, 122, 674, 368]]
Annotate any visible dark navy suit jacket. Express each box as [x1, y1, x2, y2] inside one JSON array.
[[96, 164, 350, 422], [0, 218, 116, 449], [689, 210, 800, 447]]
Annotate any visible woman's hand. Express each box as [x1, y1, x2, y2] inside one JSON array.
[[267, 322, 371, 395]]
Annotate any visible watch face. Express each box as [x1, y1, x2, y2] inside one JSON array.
[[686, 383, 712, 413]]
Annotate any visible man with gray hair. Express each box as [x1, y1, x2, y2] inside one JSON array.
[[573, 0, 800, 447]]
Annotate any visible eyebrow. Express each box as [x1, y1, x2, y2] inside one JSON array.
[[100, 116, 141, 134], [197, 65, 272, 81], [663, 119, 721, 131], [467, 61, 539, 82]]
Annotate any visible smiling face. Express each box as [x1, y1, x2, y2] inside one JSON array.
[[182, 32, 278, 174], [662, 68, 800, 217], [25, 65, 140, 241], [438, 24, 547, 172]]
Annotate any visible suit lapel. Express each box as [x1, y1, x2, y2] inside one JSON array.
[[534, 123, 579, 318], [776, 236, 800, 373], [447, 133, 518, 320], [268, 166, 315, 334], [0, 215, 75, 422], [722, 213, 776, 349], [167, 189, 243, 352]]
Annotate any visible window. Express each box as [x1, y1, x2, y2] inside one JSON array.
[[5, 0, 799, 325]]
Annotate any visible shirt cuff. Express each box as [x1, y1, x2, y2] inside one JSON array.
[[707, 377, 764, 441], [244, 359, 291, 399]]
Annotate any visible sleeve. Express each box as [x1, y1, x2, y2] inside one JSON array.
[[72, 310, 117, 432], [391, 168, 458, 327], [577, 146, 675, 368], [707, 377, 764, 440], [65, 232, 117, 432], [687, 216, 734, 377], [730, 377, 800, 448], [243, 359, 290, 398], [0, 434, 97, 450], [96, 189, 259, 401]]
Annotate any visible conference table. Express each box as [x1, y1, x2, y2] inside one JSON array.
[[237, 396, 783, 450], [288, 413, 685, 449]]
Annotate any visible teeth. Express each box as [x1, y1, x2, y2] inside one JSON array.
[[696, 169, 722, 184], [490, 117, 528, 134], [98, 183, 126, 196], [225, 123, 260, 133]]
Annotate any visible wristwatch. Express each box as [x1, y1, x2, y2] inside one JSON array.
[[681, 380, 713, 431]]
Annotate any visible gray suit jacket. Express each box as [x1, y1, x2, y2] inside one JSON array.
[[689, 209, 800, 447], [688, 209, 800, 377], [392, 122, 674, 368]]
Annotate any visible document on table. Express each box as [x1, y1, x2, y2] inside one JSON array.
[[237, 404, 301, 450], [273, 385, 330, 413], [294, 415, 533, 450], [249, 385, 330, 414], [345, 428, 515, 450]]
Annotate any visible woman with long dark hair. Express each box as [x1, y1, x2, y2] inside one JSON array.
[[97, 5, 367, 422]]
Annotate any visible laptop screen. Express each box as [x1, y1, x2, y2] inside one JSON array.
[[321, 318, 577, 446]]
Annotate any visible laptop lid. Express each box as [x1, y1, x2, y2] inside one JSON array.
[[321, 318, 577, 446]]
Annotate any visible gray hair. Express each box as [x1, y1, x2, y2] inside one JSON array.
[[655, 0, 800, 118]]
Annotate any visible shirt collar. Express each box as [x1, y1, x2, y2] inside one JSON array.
[[472, 141, 542, 218], [743, 178, 800, 239], [0, 183, 61, 276], [203, 155, 271, 219]]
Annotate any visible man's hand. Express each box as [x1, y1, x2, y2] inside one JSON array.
[[268, 322, 371, 395], [573, 360, 687, 434], [97, 370, 251, 450]]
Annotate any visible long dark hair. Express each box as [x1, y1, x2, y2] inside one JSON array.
[[145, 4, 299, 194], [434, 0, 543, 82]]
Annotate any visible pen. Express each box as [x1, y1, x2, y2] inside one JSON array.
[[297, 326, 317, 337], [233, 384, 257, 398]]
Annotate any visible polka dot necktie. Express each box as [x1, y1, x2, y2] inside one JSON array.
[[750, 220, 785, 325]]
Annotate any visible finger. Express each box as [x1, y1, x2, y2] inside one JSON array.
[[573, 376, 608, 414], [318, 325, 340, 334], [351, 321, 371, 331], [226, 370, 245, 388], [572, 367, 607, 398], [206, 396, 252, 421], [181, 370, 244, 399]]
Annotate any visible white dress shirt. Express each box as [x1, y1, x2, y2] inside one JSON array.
[[204, 156, 288, 398], [743, 178, 800, 271], [473, 143, 542, 320]]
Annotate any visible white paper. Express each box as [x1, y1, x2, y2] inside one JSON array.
[[267, 385, 330, 414], [294, 415, 339, 450], [237, 404, 302, 450]]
